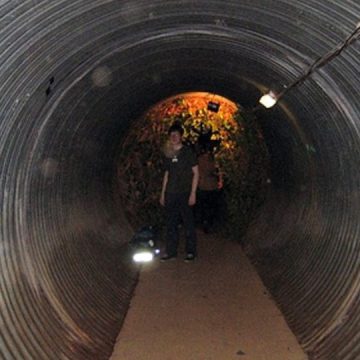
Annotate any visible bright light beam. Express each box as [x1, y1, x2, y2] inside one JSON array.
[[259, 92, 277, 108], [133, 251, 154, 263]]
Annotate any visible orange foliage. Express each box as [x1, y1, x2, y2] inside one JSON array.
[[145, 92, 240, 152]]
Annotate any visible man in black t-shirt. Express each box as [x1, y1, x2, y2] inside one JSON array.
[[159, 122, 199, 262]]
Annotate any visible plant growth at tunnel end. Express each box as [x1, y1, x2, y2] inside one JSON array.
[[116, 93, 269, 240]]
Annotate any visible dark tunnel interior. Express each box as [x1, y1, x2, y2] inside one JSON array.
[[0, 1, 359, 359]]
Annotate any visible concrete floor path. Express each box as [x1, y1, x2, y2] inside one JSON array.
[[110, 232, 308, 360]]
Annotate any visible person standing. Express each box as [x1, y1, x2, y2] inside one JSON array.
[[160, 122, 199, 262], [197, 147, 222, 233]]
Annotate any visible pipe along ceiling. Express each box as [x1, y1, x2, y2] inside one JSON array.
[[0, 1, 359, 359]]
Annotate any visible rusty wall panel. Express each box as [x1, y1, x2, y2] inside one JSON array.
[[0, 0, 359, 359]]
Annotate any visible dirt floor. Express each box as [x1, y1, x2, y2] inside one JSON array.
[[110, 231, 308, 360]]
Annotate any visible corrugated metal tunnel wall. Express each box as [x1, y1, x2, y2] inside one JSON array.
[[0, 1, 359, 359]]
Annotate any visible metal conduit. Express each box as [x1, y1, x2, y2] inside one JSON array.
[[0, 1, 359, 359]]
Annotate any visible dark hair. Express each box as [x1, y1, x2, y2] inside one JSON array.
[[168, 121, 184, 136]]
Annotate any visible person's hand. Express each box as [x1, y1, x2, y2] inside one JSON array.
[[188, 192, 196, 206], [160, 194, 165, 206]]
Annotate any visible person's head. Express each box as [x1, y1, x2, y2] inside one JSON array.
[[168, 121, 184, 146]]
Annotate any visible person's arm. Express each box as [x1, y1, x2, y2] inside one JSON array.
[[188, 165, 199, 206], [217, 170, 224, 189], [215, 165, 224, 189], [160, 171, 168, 206]]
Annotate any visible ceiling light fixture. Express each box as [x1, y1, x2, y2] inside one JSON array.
[[258, 22, 360, 109], [259, 91, 277, 108]]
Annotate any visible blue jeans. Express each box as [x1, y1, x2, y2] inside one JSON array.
[[165, 192, 197, 256]]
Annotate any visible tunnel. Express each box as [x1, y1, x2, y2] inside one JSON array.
[[0, 1, 359, 359]]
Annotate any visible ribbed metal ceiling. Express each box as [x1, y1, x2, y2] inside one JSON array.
[[0, 1, 359, 359]]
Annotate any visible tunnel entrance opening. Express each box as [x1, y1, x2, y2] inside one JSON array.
[[115, 91, 270, 241], [0, 1, 359, 358]]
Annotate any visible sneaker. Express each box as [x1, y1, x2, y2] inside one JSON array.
[[184, 253, 196, 262], [160, 254, 177, 262]]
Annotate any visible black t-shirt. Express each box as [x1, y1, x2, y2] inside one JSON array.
[[164, 145, 198, 194]]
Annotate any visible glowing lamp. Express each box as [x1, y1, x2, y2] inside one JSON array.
[[130, 226, 159, 263], [133, 251, 154, 263], [259, 92, 277, 108]]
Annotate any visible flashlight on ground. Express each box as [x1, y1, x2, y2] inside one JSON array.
[[130, 226, 160, 263]]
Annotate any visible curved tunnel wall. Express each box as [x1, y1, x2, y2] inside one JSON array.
[[0, 1, 359, 359]]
